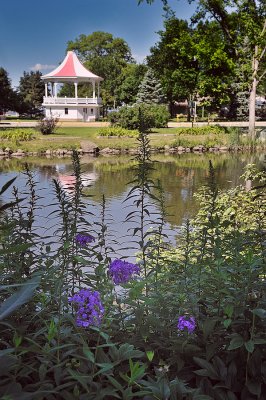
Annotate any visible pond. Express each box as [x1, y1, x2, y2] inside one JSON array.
[[0, 151, 265, 254]]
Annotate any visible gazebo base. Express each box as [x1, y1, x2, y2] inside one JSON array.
[[43, 105, 101, 122]]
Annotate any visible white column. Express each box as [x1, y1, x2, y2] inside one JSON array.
[[74, 82, 78, 99], [92, 81, 95, 99], [54, 83, 58, 98], [45, 83, 48, 97]]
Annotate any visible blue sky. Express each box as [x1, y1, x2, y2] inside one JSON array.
[[0, 0, 195, 88]]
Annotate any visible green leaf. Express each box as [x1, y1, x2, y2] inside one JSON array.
[[0, 275, 41, 320], [0, 243, 33, 256], [106, 375, 124, 392], [95, 362, 117, 376], [251, 308, 266, 319], [224, 304, 234, 318], [68, 370, 91, 392], [39, 363, 47, 381], [193, 357, 219, 379], [0, 199, 24, 212], [246, 380, 261, 396], [244, 340, 255, 353], [228, 335, 244, 350], [128, 359, 146, 383], [194, 368, 211, 377], [83, 346, 95, 363], [223, 318, 232, 328], [253, 338, 266, 345], [202, 318, 217, 339], [146, 350, 154, 362], [0, 177, 17, 195]]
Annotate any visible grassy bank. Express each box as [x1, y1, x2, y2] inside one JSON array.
[[0, 126, 264, 153]]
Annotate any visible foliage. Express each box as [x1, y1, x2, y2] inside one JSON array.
[[192, 0, 266, 131], [146, 17, 235, 111], [140, 0, 266, 134], [0, 133, 265, 399], [136, 68, 166, 104], [108, 104, 170, 131], [174, 126, 226, 136], [36, 116, 59, 135], [0, 68, 18, 114], [18, 71, 45, 116], [97, 126, 139, 138], [0, 128, 35, 141], [115, 63, 147, 105], [67, 31, 134, 108]]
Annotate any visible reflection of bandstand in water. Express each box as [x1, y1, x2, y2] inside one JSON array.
[[57, 171, 99, 194]]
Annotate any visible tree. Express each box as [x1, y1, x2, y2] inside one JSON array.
[[147, 17, 235, 117], [115, 63, 147, 105], [18, 71, 44, 116], [0, 68, 15, 114], [191, 0, 266, 136], [139, 0, 266, 136], [67, 31, 134, 109], [136, 68, 166, 104]]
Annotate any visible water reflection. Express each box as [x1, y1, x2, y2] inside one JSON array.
[[0, 152, 265, 229]]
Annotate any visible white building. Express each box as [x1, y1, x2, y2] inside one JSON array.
[[41, 51, 103, 121]]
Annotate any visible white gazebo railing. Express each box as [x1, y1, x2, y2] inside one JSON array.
[[43, 97, 102, 105]]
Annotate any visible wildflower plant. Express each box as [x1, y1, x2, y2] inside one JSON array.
[[75, 233, 95, 247], [177, 315, 196, 334], [109, 259, 140, 285], [69, 288, 104, 328]]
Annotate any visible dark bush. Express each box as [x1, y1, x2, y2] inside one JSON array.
[[36, 116, 58, 135], [108, 104, 170, 131]]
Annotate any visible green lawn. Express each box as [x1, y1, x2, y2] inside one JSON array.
[[0, 125, 261, 152]]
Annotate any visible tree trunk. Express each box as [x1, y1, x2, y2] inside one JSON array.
[[248, 47, 259, 138], [248, 76, 257, 139]]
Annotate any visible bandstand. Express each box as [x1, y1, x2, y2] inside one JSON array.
[[41, 51, 103, 121]]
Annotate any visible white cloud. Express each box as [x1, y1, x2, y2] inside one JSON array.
[[30, 63, 57, 71]]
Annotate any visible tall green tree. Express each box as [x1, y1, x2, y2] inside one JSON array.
[[191, 0, 266, 136], [18, 71, 44, 116], [139, 0, 266, 136], [147, 18, 235, 116], [0, 68, 15, 114], [136, 68, 166, 104], [115, 63, 147, 105], [67, 31, 134, 108]]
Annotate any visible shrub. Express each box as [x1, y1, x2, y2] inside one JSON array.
[[36, 116, 58, 134], [0, 128, 35, 141], [108, 103, 170, 131], [98, 126, 139, 138], [176, 125, 226, 135]]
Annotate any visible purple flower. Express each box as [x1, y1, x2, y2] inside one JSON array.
[[109, 259, 140, 285], [75, 233, 95, 247], [69, 289, 104, 328], [177, 315, 196, 334]]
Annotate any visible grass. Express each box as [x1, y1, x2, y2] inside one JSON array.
[[0, 126, 263, 153]]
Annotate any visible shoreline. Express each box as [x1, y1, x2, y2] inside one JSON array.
[[0, 122, 265, 158], [0, 143, 265, 158]]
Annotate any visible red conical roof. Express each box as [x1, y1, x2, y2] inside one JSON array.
[[42, 51, 103, 81]]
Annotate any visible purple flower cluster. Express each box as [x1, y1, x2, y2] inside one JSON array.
[[109, 259, 140, 284], [177, 315, 196, 334], [75, 233, 95, 247], [69, 289, 104, 328]]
